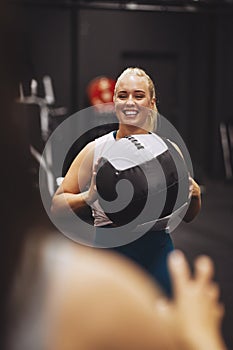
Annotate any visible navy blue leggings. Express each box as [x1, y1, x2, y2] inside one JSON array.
[[97, 228, 174, 296], [113, 230, 174, 296]]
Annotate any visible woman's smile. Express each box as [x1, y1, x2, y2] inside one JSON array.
[[123, 109, 139, 117]]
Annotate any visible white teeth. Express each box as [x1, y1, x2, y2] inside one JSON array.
[[124, 110, 137, 116]]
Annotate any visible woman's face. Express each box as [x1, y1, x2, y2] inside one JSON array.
[[114, 74, 155, 129]]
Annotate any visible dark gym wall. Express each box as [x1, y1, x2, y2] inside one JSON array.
[[77, 9, 211, 178], [212, 14, 233, 178], [10, 3, 233, 179], [15, 4, 72, 112]]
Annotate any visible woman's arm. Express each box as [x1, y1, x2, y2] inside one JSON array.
[[51, 141, 97, 217], [183, 177, 201, 223], [168, 140, 201, 223]]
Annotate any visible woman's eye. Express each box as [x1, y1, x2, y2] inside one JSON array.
[[117, 93, 145, 100]]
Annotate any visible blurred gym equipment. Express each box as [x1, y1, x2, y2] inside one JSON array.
[[16, 76, 67, 196]]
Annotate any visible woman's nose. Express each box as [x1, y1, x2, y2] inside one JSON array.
[[125, 95, 135, 105]]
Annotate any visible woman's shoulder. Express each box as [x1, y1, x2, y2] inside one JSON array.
[[75, 131, 115, 162], [95, 131, 115, 143]]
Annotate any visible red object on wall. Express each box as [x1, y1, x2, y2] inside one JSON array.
[[87, 76, 116, 106]]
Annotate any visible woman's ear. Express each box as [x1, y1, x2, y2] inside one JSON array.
[[150, 97, 156, 109]]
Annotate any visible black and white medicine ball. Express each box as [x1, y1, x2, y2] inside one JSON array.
[[96, 133, 189, 227]]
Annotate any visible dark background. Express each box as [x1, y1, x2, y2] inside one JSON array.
[[11, 0, 233, 179], [1, 1, 233, 349]]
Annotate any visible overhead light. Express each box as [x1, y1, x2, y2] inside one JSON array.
[[125, 2, 138, 10]]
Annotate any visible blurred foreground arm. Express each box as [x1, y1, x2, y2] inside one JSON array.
[[45, 241, 226, 350], [156, 250, 226, 350]]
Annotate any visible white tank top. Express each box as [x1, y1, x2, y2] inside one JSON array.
[[91, 132, 116, 226]]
